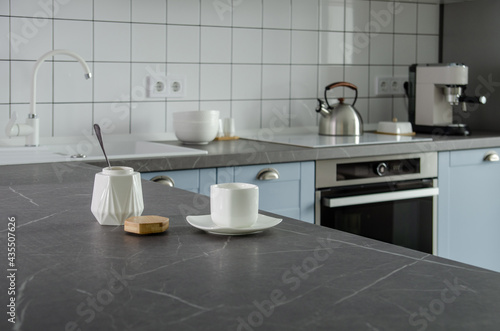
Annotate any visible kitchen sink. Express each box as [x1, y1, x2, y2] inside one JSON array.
[[0, 141, 207, 166], [0, 146, 67, 165]]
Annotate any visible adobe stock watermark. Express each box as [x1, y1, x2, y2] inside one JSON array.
[[65, 266, 134, 331], [454, 73, 500, 123], [10, 0, 73, 54], [343, 2, 404, 57], [213, 0, 244, 21], [236, 237, 339, 331], [408, 277, 472, 330]]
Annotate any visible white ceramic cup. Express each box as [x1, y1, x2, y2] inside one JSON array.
[[210, 183, 259, 228], [91, 167, 144, 226], [223, 117, 235, 137]]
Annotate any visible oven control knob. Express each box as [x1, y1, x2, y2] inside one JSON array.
[[376, 162, 388, 176]]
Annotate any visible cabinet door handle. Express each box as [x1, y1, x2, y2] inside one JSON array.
[[256, 168, 280, 181], [483, 152, 500, 162], [150, 175, 175, 187]]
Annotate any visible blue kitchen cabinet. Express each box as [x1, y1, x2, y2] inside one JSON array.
[[142, 161, 315, 223], [438, 148, 500, 272], [216, 162, 315, 224], [141, 168, 216, 195]]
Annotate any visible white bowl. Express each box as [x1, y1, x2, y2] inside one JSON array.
[[377, 120, 413, 135], [173, 110, 219, 122], [173, 110, 220, 144]]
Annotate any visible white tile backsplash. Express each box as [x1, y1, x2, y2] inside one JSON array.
[[369, 1, 394, 33], [54, 20, 93, 61], [11, 0, 52, 18], [417, 35, 439, 63], [291, 66, 318, 99], [132, 24, 166, 62], [263, 30, 291, 64], [1, 0, 440, 140], [370, 33, 393, 65], [132, 0, 167, 24], [292, 0, 319, 30], [10, 17, 52, 60], [94, 0, 131, 22], [201, 0, 231, 26], [0, 1, 9, 16], [418, 4, 440, 35], [395, 2, 417, 34], [262, 100, 290, 129], [232, 65, 262, 100], [232, 100, 261, 130], [262, 65, 291, 99], [94, 63, 130, 103], [167, 0, 200, 25], [93, 103, 130, 135], [94, 22, 130, 62], [232, 28, 262, 64], [54, 61, 93, 103], [345, 66, 369, 98], [319, 32, 344, 64], [54, 0, 93, 20], [54, 103, 92, 137], [394, 34, 417, 65], [345, 0, 369, 32], [11, 61, 52, 103], [200, 27, 232, 63], [0, 18, 9, 59], [232, 0, 263, 28], [319, 0, 345, 31], [131, 102, 166, 133], [263, 0, 291, 29], [0, 62, 8, 103], [167, 26, 200, 63], [200, 64, 231, 100], [345, 32, 370, 64], [291, 99, 318, 127], [291, 31, 319, 65]]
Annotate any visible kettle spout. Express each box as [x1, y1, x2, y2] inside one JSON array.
[[316, 99, 331, 117]]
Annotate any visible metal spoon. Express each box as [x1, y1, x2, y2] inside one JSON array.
[[93, 124, 112, 169]]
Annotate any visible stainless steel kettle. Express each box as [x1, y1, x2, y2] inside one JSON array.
[[316, 82, 364, 136]]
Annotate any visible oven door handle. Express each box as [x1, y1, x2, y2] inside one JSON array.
[[322, 188, 439, 208]]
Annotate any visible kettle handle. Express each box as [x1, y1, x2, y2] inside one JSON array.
[[324, 81, 358, 109]]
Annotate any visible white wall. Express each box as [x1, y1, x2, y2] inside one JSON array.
[[0, 0, 440, 140]]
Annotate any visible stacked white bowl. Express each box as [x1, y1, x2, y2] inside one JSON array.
[[173, 110, 220, 144]]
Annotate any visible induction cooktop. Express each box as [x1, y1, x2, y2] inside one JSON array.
[[241, 131, 432, 148]]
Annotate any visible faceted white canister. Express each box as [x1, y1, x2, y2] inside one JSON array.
[[91, 167, 144, 226]]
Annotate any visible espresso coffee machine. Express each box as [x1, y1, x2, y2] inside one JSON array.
[[408, 63, 486, 135]]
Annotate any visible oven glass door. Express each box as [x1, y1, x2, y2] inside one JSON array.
[[320, 180, 436, 254]]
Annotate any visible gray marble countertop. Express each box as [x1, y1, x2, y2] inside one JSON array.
[[88, 132, 500, 172], [1, 162, 500, 330]]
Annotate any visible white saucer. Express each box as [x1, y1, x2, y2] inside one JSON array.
[[186, 214, 282, 235]]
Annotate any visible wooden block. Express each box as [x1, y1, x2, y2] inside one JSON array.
[[214, 136, 239, 141], [124, 215, 169, 234]]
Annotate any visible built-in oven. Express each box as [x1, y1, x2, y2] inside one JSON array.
[[315, 153, 438, 254]]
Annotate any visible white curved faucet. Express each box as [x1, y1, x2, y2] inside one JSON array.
[[5, 49, 92, 146]]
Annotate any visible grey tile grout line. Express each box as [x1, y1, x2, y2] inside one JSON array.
[[129, 0, 132, 134], [91, 0, 95, 135]]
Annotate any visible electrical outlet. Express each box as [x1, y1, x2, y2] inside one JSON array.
[[147, 74, 187, 98], [376, 76, 407, 96], [147, 75, 169, 98], [167, 74, 186, 98]]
